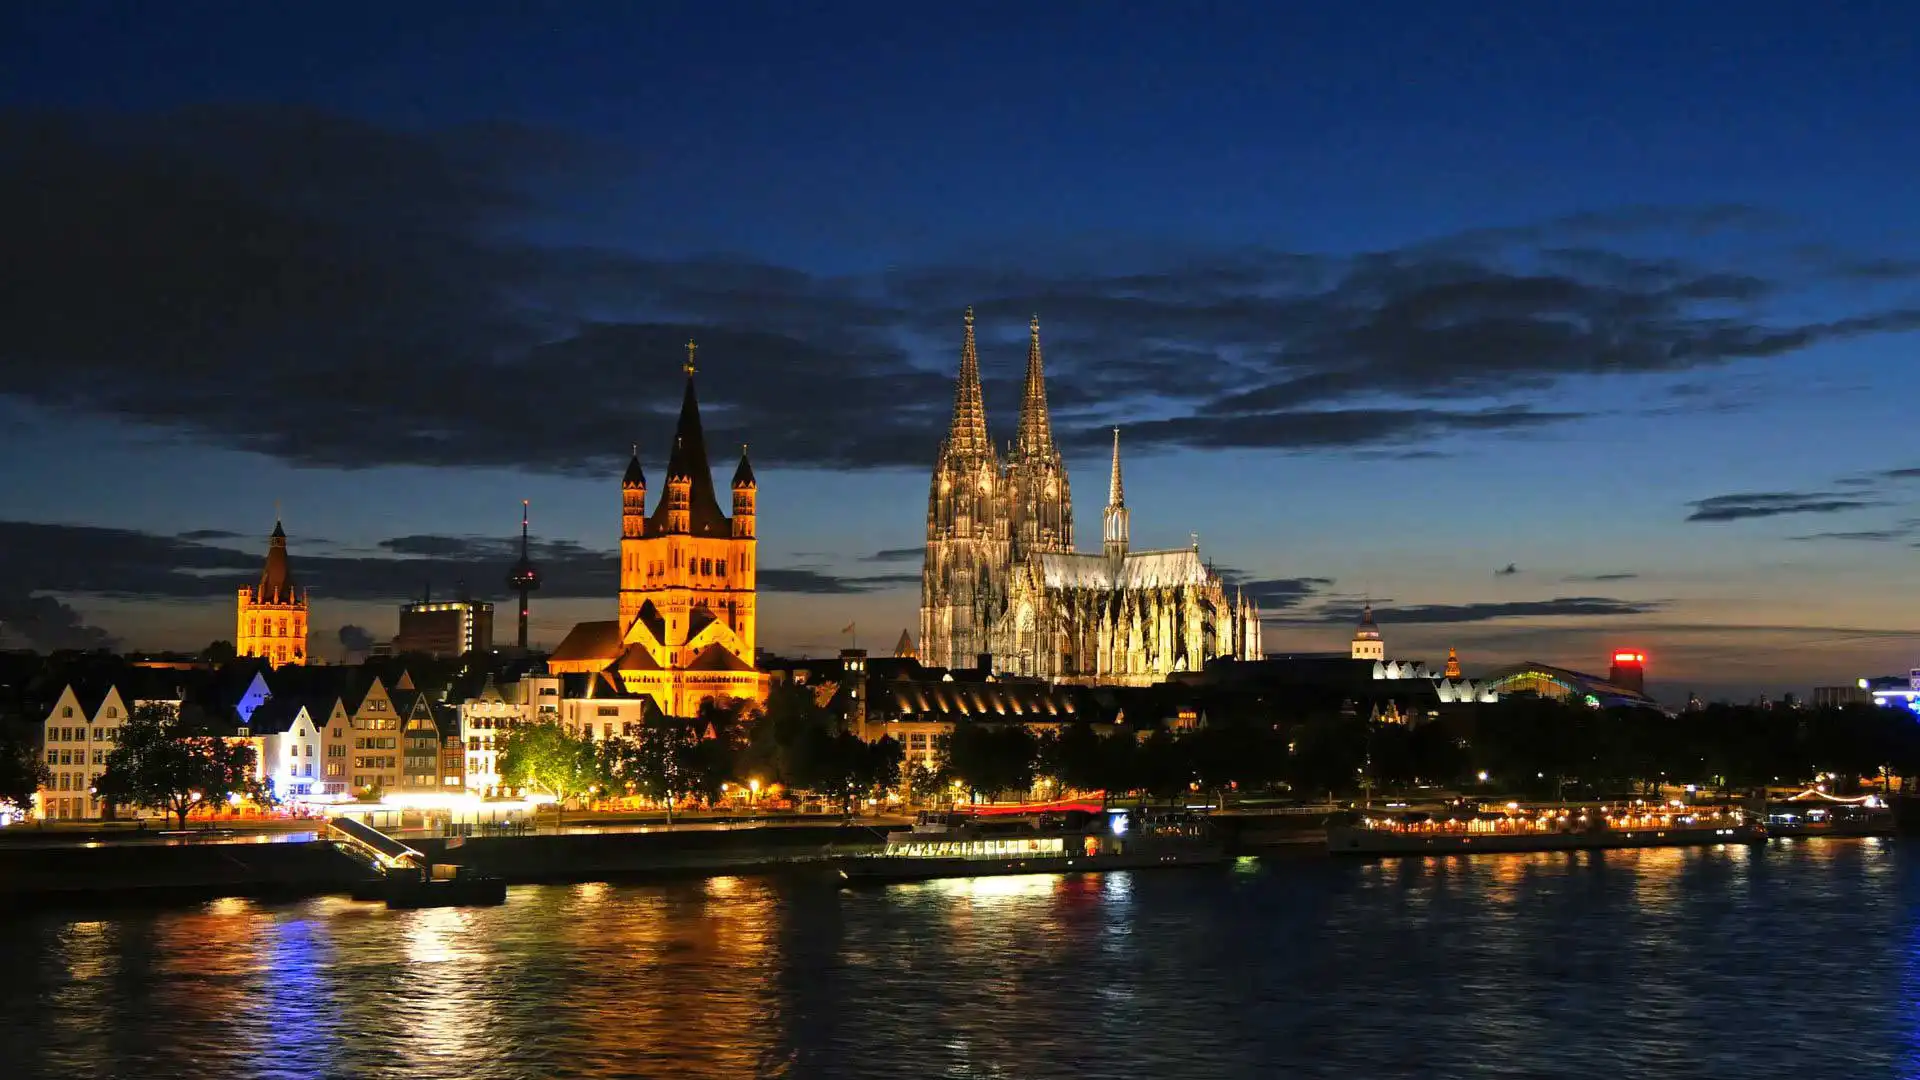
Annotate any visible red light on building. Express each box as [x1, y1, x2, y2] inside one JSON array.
[[1608, 650, 1647, 695]]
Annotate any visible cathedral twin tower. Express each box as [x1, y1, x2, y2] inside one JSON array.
[[920, 311, 1262, 685]]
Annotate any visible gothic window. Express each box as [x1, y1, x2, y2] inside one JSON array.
[[717, 560, 726, 576]]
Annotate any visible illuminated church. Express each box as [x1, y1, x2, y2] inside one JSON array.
[[237, 520, 308, 666], [549, 346, 768, 714], [920, 312, 1263, 686]]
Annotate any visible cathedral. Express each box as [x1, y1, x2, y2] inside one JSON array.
[[549, 346, 768, 715], [919, 311, 1263, 686]]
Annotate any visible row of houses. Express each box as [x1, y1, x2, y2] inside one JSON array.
[[26, 642, 1519, 820], [26, 658, 717, 819], [33, 664, 468, 819]]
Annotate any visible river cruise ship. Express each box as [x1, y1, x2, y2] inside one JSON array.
[[1327, 803, 1766, 856], [840, 809, 1227, 885]]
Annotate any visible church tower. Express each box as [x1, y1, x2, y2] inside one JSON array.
[[1351, 603, 1385, 662], [618, 446, 648, 634], [1102, 427, 1129, 561], [237, 519, 309, 666], [554, 341, 766, 715], [920, 308, 1010, 671], [1005, 315, 1073, 562]]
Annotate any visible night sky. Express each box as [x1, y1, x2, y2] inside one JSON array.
[[4, 2, 1918, 699]]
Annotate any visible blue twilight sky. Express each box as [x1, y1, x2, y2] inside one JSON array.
[[2, 2, 1918, 699]]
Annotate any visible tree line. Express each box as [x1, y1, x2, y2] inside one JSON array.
[[498, 694, 1920, 812], [9, 689, 1918, 822]]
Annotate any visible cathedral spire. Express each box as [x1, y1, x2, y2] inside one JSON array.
[[1015, 315, 1056, 455], [1103, 427, 1129, 560], [648, 346, 729, 536], [945, 308, 990, 458]]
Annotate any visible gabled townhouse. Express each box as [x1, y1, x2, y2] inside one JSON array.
[[37, 675, 188, 820], [245, 692, 329, 801], [345, 672, 405, 796], [393, 686, 445, 792]]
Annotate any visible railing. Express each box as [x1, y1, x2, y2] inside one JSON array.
[[327, 815, 425, 871]]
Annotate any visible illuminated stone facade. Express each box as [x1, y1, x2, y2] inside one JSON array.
[[920, 313, 1263, 686], [549, 352, 768, 715], [237, 521, 308, 666]]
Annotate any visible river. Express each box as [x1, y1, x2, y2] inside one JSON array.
[[2, 838, 1913, 1078]]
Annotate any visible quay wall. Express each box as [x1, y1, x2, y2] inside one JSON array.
[[0, 823, 905, 908]]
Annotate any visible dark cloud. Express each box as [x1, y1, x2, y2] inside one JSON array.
[[1789, 526, 1917, 543], [1228, 576, 1334, 611], [5, 107, 1918, 473], [1313, 597, 1660, 625], [0, 520, 914, 606], [177, 528, 240, 541], [863, 548, 923, 563], [1564, 572, 1639, 582], [1686, 492, 1881, 522], [337, 625, 376, 652], [0, 589, 119, 651]]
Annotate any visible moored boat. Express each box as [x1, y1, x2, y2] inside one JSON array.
[[840, 809, 1227, 885], [1327, 803, 1766, 856]]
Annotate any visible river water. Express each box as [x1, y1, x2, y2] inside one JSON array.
[[2, 838, 1915, 1079]]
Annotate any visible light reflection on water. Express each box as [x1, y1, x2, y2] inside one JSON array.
[[0, 839, 1914, 1078]]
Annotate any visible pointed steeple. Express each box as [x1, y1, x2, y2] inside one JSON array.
[[945, 308, 990, 458], [1015, 314, 1056, 456], [732, 443, 756, 489], [622, 443, 646, 489], [649, 344, 730, 536], [1102, 427, 1129, 559], [261, 518, 294, 594]]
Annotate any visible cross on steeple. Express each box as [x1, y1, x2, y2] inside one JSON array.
[[684, 340, 698, 377]]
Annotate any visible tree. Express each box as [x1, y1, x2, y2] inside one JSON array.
[[1038, 724, 1120, 797], [498, 721, 599, 812], [906, 760, 945, 805], [941, 723, 1038, 802], [201, 640, 238, 664], [612, 721, 701, 822], [0, 724, 50, 817], [94, 703, 262, 829], [742, 682, 836, 791], [844, 734, 904, 814]]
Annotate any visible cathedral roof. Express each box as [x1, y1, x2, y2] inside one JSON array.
[[732, 444, 756, 488], [614, 643, 663, 671], [622, 449, 646, 489], [550, 620, 623, 665], [647, 369, 732, 537], [1035, 549, 1216, 591], [686, 643, 755, 671], [893, 629, 917, 659]]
